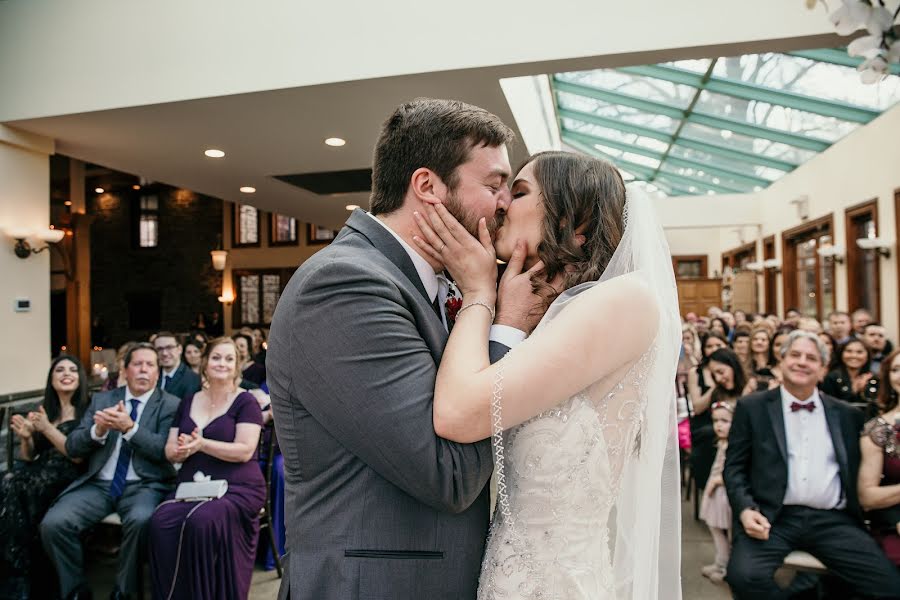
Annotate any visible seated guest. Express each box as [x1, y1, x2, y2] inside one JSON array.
[[749, 327, 774, 374], [858, 348, 900, 567], [150, 337, 265, 600], [154, 332, 201, 400], [724, 330, 900, 599], [233, 332, 266, 386], [183, 339, 204, 375], [828, 310, 854, 345], [732, 330, 752, 379], [822, 338, 879, 416], [0, 355, 89, 598], [852, 307, 873, 338], [817, 331, 840, 372], [102, 341, 137, 392], [41, 343, 179, 600], [862, 322, 890, 374], [687, 334, 729, 492], [784, 308, 802, 328]]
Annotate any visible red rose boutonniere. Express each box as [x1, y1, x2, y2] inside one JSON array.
[[445, 281, 462, 330]]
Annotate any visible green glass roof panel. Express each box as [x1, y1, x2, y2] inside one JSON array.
[[549, 47, 898, 196]]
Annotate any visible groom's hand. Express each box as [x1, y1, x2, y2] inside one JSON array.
[[495, 240, 563, 335]]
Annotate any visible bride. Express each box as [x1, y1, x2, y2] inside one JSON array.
[[413, 151, 682, 599]]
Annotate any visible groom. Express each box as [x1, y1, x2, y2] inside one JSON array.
[[268, 99, 548, 600]]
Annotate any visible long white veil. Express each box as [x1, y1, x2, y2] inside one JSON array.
[[489, 182, 682, 599]]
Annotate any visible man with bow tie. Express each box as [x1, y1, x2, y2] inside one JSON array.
[[724, 330, 900, 598]]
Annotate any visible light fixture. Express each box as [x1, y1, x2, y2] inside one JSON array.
[[857, 237, 893, 258], [204, 149, 225, 158], [239, 186, 256, 194], [210, 234, 228, 270], [790, 195, 809, 220], [816, 244, 845, 264], [763, 258, 782, 273], [64, 200, 72, 206], [132, 184, 141, 190], [720, 130, 733, 140], [6, 226, 65, 258], [325, 137, 346, 147], [744, 261, 765, 272], [345, 204, 360, 211], [218, 289, 235, 305], [94, 187, 105, 194]]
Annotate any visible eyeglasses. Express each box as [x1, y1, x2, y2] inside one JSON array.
[[154, 344, 178, 353]]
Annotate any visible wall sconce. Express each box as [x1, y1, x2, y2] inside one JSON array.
[[816, 244, 845, 264], [763, 258, 782, 274], [218, 289, 235, 305], [857, 237, 893, 259], [6, 227, 66, 258], [210, 234, 228, 271], [744, 261, 765, 273], [790, 195, 810, 221]]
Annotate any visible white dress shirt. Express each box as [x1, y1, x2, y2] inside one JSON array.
[[90, 388, 154, 482], [780, 386, 845, 510], [367, 212, 525, 347]]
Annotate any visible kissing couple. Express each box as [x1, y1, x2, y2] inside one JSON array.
[[268, 98, 682, 600]]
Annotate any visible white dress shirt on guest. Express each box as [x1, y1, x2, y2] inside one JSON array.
[[780, 386, 845, 510], [368, 212, 526, 348], [89, 388, 153, 482]]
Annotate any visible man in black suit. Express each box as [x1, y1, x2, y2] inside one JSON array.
[[153, 331, 201, 400], [724, 330, 900, 599], [41, 343, 180, 600]]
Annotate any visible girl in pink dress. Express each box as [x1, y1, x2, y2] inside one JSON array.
[[699, 401, 734, 583]]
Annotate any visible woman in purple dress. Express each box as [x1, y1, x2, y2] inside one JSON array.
[[149, 337, 265, 599]]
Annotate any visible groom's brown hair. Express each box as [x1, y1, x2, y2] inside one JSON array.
[[369, 98, 514, 215]]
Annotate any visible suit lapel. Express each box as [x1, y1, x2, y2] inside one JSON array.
[[140, 388, 161, 427], [766, 390, 788, 464], [345, 209, 432, 306], [822, 396, 851, 487]]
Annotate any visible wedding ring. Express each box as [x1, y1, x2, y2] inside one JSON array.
[[438, 243, 446, 253]]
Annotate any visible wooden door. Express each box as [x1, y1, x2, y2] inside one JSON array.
[[676, 278, 722, 318]]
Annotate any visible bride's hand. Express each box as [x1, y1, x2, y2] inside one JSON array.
[[413, 203, 497, 301]]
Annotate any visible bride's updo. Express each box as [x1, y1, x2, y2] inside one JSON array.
[[525, 151, 627, 295]]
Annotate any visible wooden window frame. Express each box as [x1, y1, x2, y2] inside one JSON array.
[[231, 268, 292, 328], [845, 199, 880, 320], [721, 242, 757, 272], [781, 213, 834, 319], [672, 254, 708, 279], [269, 213, 300, 247], [763, 235, 776, 315], [232, 203, 261, 248], [131, 192, 160, 250]]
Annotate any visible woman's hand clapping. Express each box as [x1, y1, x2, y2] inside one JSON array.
[[10, 414, 34, 440], [27, 406, 51, 433], [174, 427, 204, 462]]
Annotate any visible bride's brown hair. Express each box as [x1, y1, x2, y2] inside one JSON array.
[[522, 151, 627, 302]]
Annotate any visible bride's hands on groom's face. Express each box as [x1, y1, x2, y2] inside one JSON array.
[[413, 203, 497, 301]]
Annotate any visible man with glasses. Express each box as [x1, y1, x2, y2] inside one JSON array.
[[153, 332, 201, 400]]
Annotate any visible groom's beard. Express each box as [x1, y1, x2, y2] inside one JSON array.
[[444, 189, 503, 240]]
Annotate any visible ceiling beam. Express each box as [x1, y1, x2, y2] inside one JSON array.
[[788, 49, 900, 77]]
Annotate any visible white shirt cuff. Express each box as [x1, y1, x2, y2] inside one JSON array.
[[90, 423, 108, 443], [489, 325, 527, 349], [122, 422, 140, 441]]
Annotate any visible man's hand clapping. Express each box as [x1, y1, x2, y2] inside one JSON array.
[[93, 401, 135, 435]]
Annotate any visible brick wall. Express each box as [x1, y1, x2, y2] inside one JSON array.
[[90, 185, 223, 345]]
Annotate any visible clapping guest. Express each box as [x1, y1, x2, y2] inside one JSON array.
[[40, 344, 179, 600], [183, 340, 203, 375], [859, 348, 900, 567], [0, 356, 88, 598], [150, 337, 265, 600], [822, 338, 879, 416]]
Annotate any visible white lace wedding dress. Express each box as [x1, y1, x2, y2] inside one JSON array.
[[477, 184, 682, 600]]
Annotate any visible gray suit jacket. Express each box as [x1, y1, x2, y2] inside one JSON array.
[[268, 210, 506, 600], [62, 386, 180, 497]]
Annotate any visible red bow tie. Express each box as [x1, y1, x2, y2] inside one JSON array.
[[790, 401, 815, 413]]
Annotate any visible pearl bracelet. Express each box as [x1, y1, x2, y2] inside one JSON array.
[[456, 301, 495, 321]]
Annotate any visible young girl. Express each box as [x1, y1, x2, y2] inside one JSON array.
[[699, 401, 733, 583]]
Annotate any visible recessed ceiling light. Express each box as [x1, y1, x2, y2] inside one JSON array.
[[205, 149, 226, 158], [240, 186, 256, 193], [345, 204, 360, 211], [132, 184, 141, 190], [325, 137, 346, 147], [95, 187, 104, 194]]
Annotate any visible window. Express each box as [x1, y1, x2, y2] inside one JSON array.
[[232, 204, 260, 247], [137, 195, 159, 248], [672, 255, 707, 279], [270, 213, 299, 246], [782, 215, 834, 320], [845, 200, 880, 319], [232, 269, 291, 327], [722, 242, 757, 272]]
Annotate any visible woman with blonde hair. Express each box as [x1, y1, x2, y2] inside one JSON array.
[[149, 337, 265, 599]]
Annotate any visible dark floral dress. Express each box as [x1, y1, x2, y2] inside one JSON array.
[[862, 416, 900, 566], [0, 420, 83, 586]]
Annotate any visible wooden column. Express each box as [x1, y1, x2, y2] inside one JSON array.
[[65, 160, 92, 367]]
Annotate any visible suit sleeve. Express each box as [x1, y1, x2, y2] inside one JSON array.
[[284, 259, 493, 514], [489, 341, 512, 364], [65, 392, 109, 459], [723, 398, 756, 516], [129, 394, 180, 462]]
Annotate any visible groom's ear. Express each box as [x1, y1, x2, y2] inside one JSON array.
[[410, 167, 446, 206]]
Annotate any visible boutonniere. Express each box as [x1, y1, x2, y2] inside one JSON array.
[[445, 281, 462, 330]]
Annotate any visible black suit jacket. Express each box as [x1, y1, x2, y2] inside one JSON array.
[[723, 387, 866, 526], [160, 361, 201, 401]]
